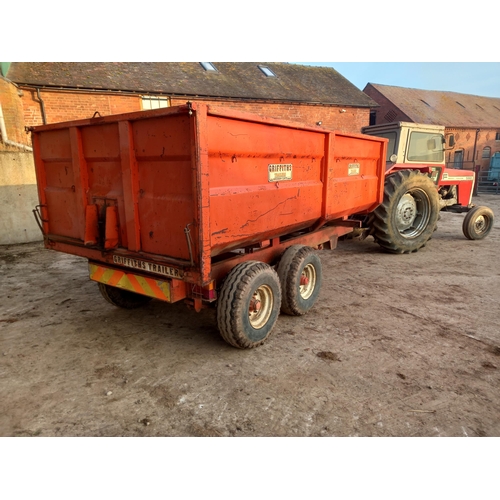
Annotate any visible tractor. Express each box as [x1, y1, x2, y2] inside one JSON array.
[[359, 121, 494, 253]]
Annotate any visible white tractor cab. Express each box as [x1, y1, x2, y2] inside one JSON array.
[[356, 121, 494, 253]]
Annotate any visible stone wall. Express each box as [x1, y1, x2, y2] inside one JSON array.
[[0, 151, 41, 244], [1, 77, 41, 243]]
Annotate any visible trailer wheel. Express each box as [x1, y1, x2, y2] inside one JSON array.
[[371, 169, 439, 254], [216, 261, 281, 349], [277, 245, 323, 316], [463, 206, 494, 240], [98, 283, 152, 309]]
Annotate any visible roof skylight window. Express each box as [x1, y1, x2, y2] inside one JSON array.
[[258, 65, 276, 77], [456, 101, 466, 108], [200, 62, 218, 72]]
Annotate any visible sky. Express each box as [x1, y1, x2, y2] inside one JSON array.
[[293, 63, 500, 99], [6, 2, 499, 100]]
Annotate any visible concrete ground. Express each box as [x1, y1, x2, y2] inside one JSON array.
[[1, 195, 499, 437]]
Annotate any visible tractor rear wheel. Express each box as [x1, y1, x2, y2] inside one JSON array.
[[370, 169, 440, 254], [463, 206, 494, 240]]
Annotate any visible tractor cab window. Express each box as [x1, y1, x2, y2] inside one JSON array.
[[407, 131, 444, 162], [369, 131, 397, 161]]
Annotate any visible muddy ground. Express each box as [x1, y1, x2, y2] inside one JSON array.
[[1, 195, 499, 437]]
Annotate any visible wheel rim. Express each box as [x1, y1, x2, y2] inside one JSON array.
[[299, 263, 316, 300], [474, 215, 489, 234], [395, 188, 431, 238], [248, 284, 274, 329]]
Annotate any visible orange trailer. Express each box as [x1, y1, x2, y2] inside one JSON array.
[[32, 103, 387, 348]]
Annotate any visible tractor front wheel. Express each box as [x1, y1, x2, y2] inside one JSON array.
[[463, 206, 494, 240]]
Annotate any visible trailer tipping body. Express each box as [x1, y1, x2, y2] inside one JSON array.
[[32, 103, 387, 347]]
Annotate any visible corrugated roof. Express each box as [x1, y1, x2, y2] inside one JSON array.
[[366, 83, 500, 127], [6, 62, 377, 108]]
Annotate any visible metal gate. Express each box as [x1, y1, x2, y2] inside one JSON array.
[[477, 170, 500, 194]]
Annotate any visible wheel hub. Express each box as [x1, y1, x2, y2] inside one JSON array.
[[249, 298, 262, 312], [394, 188, 432, 238], [248, 285, 273, 329], [475, 215, 486, 232], [396, 193, 417, 230], [299, 264, 316, 300]]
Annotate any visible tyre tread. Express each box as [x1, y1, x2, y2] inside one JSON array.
[[462, 206, 494, 240], [371, 169, 439, 254], [217, 261, 281, 349], [277, 245, 322, 316]]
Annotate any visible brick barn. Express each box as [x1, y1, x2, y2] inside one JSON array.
[[0, 62, 378, 244], [364, 83, 500, 174], [4, 62, 377, 134]]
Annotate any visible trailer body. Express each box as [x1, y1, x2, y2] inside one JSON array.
[[32, 103, 387, 347]]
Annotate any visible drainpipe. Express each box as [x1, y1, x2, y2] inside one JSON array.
[[472, 128, 479, 196], [0, 104, 33, 152], [34, 88, 47, 125]]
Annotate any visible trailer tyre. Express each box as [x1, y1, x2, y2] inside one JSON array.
[[462, 206, 494, 240], [216, 261, 281, 349], [277, 245, 323, 316], [98, 283, 152, 309], [371, 169, 439, 254]]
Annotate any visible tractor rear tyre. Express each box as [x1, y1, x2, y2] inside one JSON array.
[[216, 261, 282, 349], [277, 245, 323, 316], [98, 283, 152, 309], [370, 169, 440, 254], [462, 206, 494, 240]]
